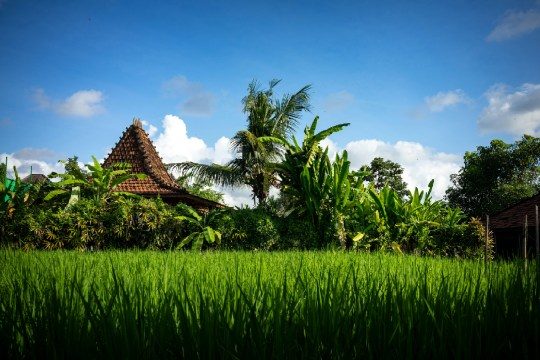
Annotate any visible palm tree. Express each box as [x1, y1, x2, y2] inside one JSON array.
[[169, 79, 311, 205]]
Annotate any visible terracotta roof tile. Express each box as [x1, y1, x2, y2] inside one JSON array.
[[102, 119, 223, 210], [489, 193, 540, 229], [22, 173, 49, 184]]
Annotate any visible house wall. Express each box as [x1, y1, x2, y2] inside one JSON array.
[[494, 227, 538, 259]]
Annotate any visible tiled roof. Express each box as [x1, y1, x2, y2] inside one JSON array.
[[489, 193, 540, 229], [102, 119, 222, 209], [22, 173, 49, 184]]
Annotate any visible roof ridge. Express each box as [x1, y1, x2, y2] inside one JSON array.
[[131, 124, 183, 192], [102, 121, 223, 209]]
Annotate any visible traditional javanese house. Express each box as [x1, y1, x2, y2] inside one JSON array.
[[489, 193, 540, 258], [102, 119, 223, 211]]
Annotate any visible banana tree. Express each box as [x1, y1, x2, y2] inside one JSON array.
[[261, 116, 349, 216], [300, 149, 353, 248], [368, 180, 447, 252], [328, 151, 352, 248], [45, 156, 146, 203], [0, 166, 41, 243], [175, 204, 221, 251]]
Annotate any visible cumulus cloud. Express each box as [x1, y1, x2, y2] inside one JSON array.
[[149, 114, 461, 202], [478, 83, 540, 136], [153, 114, 231, 164], [323, 91, 355, 112], [57, 90, 104, 117], [12, 148, 60, 161], [1, 150, 65, 179], [487, 9, 540, 42], [33, 88, 105, 117], [162, 75, 215, 117], [141, 120, 158, 138], [424, 89, 470, 113], [149, 114, 249, 206], [336, 139, 461, 199]]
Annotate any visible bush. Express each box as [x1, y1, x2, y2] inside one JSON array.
[[432, 217, 494, 259], [215, 208, 281, 250], [8, 197, 187, 250], [276, 216, 319, 249]]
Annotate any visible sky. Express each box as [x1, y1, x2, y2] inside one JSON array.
[[1, 0, 540, 205]]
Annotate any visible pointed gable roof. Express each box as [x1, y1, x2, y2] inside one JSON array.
[[103, 119, 222, 210]]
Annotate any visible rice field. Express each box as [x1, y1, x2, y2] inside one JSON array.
[[0, 250, 538, 359]]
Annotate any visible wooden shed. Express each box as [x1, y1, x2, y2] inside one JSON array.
[[102, 119, 223, 212], [489, 193, 540, 258]]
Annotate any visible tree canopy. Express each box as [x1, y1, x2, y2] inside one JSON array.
[[445, 135, 540, 217], [359, 157, 408, 198], [170, 79, 311, 205]]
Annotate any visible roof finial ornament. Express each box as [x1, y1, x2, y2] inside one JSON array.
[[133, 117, 143, 128]]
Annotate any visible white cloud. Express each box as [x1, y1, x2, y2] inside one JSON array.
[[141, 120, 158, 138], [219, 185, 255, 207], [150, 115, 462, 203], [319, 138, 339, 159], [323, 91, 355, 112], [1, 150, 65, 179], [478, 83, 540, 136], [151, 114, 245, 206], [153, 114, 235, 166], [57, 90, 104, 117], [33, 88, 105, 117], [154, 114, 220, 163], [162, 75, 215, 116], [424, 89, 470, 113], [12, 148, 60, 161], [341, 139, 461, 199], [487, 9, 540, 42]]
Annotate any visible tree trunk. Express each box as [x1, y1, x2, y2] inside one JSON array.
[[334, 212, 347, 249]]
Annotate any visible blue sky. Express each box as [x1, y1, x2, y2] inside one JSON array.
[[1, 0, 540, 203]]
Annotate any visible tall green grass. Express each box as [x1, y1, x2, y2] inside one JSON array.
[[0, 250, 538, 359]]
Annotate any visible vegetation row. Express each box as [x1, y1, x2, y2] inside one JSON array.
[[3, 79, 540, 256]]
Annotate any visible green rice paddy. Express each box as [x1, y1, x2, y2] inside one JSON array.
[[0, 250, 538, 359]]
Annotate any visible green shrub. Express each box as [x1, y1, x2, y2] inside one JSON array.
[[215, 208, 281, 250], [11, 197, 187, 250], [275, 216, 318, 249], [432, 217, 494, 259]]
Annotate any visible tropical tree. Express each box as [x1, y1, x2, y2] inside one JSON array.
[[268, 116, 349, 213], [45, 156, 146, 203], [279, 147, 353, 249], [175, 204, 221, 250], [169, 79, 311, 205], [175, 174, 224, 203], [0, 165, 47, 245], [360, 157, 408, 198], [446, 135, 540, 216]]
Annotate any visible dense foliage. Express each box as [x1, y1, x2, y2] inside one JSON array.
[[446, 135, 540, 217], [0, 143, 491, 258], [359, 157, 408, 198], [0, 80, 504, 258], [1, 251, 537, 359]]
